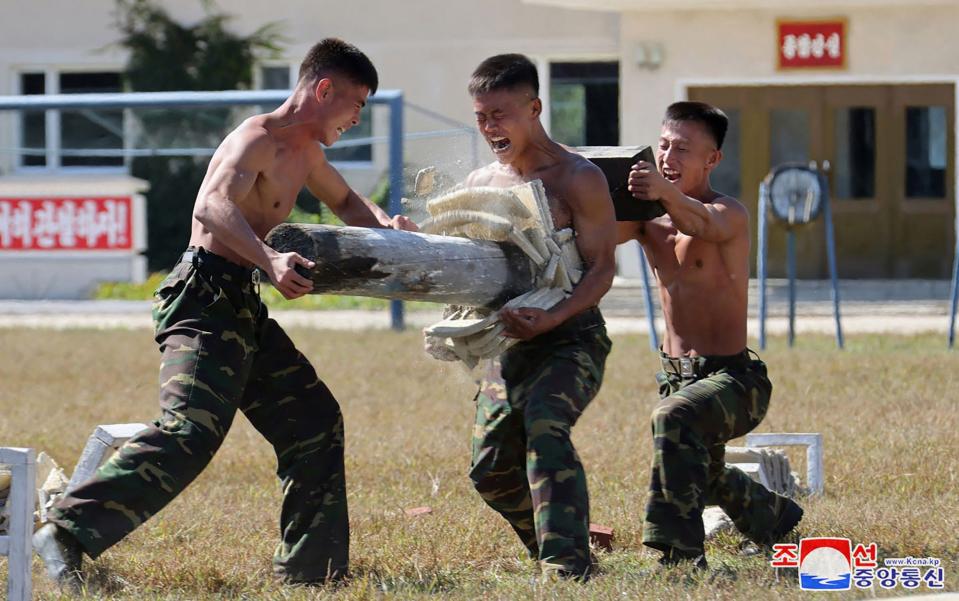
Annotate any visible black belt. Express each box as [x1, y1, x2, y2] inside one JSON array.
[[179, 247, 258, 283], [660, 349, 751, 378]]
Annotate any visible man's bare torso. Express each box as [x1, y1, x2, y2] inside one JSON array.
[[637, 195, 750, 357], [466, 150, 590, 231], [190, 115, 318, 267]]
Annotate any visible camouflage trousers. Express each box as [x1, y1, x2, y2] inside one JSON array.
[[469, 308, 611, 577], [49, 247, 349, 582], [642, 350, 790, 556]]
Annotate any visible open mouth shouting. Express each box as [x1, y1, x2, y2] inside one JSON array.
[[662, 166, 681, 183], [489, 136, 512, 155]]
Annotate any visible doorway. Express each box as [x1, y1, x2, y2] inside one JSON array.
[[688, 84, 954, 278]]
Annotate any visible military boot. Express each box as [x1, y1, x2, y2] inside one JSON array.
[[33, 522, 84, 592]]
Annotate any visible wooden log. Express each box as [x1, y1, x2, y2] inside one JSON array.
[[265, 223, 534, 308]]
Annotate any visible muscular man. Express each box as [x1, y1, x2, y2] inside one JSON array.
[[464, 54, 616, 580], [34, 38, 414, 589], [618, 101, 802, 569]]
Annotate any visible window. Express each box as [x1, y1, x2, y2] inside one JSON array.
[[769, 108, 810, 166], [549, 62, 619, 147], [60, 72, 123, 167], [259, 65, 292, 90], [905, 106, 947, 198], [257, 64, 372, 163], [833, 107, 876, 199], [18, 70, 124, 171], [20, 73, 46, 167]]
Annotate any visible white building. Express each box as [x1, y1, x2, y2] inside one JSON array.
[[529, 0, 958, 279], [0, 0, 955, 297]]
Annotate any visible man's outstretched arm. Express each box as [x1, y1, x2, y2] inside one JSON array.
[[628, 160, 747, 242], [306, 152, 416, 230]]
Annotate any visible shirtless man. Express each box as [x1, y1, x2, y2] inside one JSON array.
[[463, 54, 616, 580], [618, 101, 802, 569], [34, 38, 414, 590]]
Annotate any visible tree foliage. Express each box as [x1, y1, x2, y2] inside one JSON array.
[[114, 0, 283, 269]]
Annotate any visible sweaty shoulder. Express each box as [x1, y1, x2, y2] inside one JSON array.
[[710, 194, 749, 219], [705, 193, 750, 243], [565, 151, 609, 204], [217, 118, 276, 163]]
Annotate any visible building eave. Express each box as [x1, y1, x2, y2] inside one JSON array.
[[523, 0, 958, 12]]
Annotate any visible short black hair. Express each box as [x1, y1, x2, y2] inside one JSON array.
[[663, 101, 728, 150], [299, 38, 378, 95], [468, 53, 539, 97]]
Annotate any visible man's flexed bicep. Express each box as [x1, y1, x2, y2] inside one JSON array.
[[567, 165, 617, 301], [678, 195, 749, 243], [546, 165, 617, 322]]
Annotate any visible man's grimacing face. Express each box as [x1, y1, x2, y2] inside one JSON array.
[[657, 119, 722, 194], [472, 86, 539, 163], [314, 77, 369, 147]]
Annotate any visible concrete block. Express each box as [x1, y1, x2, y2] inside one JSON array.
[[66, 423, 149, 494], [703, 506, 735, 540], [746, 433, 824, 495]]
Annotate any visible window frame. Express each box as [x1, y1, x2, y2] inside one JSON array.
[[532, 54, 621, 144], [13, 65, 128, 175]]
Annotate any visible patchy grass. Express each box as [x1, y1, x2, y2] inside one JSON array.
[[0, 329, 956, 599]]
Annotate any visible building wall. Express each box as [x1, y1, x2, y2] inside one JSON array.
[[619, 5, 959, 143], [611, 4, 959, 279], [0, 0, 620, 185]]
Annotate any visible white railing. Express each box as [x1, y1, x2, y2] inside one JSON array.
[[0, 447, 36, 601]]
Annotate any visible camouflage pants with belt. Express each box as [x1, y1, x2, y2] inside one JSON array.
[[642, 351, 791, 556], [469, 308, 611, 578], [49, 247, 349, 582]]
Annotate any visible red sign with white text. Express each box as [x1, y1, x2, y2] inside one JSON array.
[[0, 197, 133, 250], [778, 20, 845, 69]]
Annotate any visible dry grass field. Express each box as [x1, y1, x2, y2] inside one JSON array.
[[1, 327, 957, 599]]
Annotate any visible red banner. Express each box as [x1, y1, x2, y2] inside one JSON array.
[[778, 20, 845, 69], [0, 197, 133, 250]]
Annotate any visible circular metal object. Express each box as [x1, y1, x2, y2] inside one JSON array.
[[765, 164, 824, 226]]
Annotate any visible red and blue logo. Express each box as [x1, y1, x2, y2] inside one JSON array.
[[799, 537, 853, 590]]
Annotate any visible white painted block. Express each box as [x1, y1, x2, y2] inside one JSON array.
[[703, 506, 734, 539], [729, 461, 771, 490], [0, 447, 36, 601], [66, 423, 149, 494], [724, 446, 763, 463], [746, 432, 824, 495]]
